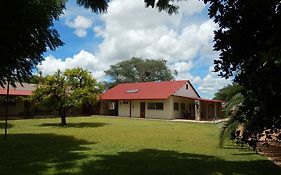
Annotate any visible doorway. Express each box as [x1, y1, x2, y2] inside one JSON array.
[[140, 102, 145, 118]]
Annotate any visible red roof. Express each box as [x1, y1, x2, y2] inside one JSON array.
[[100, 80, 187, 100], [0, 89, 32, 96]]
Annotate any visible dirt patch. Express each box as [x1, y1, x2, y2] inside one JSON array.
[[258, 142, 281, 167]]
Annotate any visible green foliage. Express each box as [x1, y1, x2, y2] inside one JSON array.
[[0, 0, 65, 86], [31, 68, 102, 125], [144, 0, 179, 14], [105, 57, 176, 88], [213, 83, 243, 102], [205, 0, 281, 146], [213, 83, 244, 117]]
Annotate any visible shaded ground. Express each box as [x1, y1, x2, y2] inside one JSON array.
[[259, 142, 281, 167], [0, 116, 281, 175]]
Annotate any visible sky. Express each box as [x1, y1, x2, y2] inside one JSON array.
[[38, 0, 232, 98]]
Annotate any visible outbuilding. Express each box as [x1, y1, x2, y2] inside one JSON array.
[[100, 80, 224, 120]]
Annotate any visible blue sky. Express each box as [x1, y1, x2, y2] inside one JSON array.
[[40, 0, 231, 98]]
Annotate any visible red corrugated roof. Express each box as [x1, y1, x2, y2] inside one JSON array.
[[100, 80, 187, 100], [0, 89, 32, 96]]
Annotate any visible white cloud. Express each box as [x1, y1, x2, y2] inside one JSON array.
[[42, 0, 231, 98], [38, 50, 107, 80], [196, 67, 232, 98], [66, 15, 93, 37]]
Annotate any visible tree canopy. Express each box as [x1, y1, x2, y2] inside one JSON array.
[[0, 0, 177, 87], [31, 68, 103, 125], [0, 0, 65, 86], [205, 0, 281, 146], [104, 57, 176, 88]]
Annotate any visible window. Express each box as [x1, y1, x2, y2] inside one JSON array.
[[126, 89, 139, 93], [123, 101, 128, 104], [181, 103, 185, 110], [186, 84, 188, 90], [108, 102, 115, 110], [174, 102, 179, 111], [148, 103, 163, 110], [156, 103, 164, 110]]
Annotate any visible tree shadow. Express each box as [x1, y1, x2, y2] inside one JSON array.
[[0, 133, 94, 175], [79, 149, 281, 175], [222, 144, 249, 150], [39, 122, 108, 128], [0, 122, 13, 129]]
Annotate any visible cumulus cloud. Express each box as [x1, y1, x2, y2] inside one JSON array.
[[196, 67, 232, 98], [38, 50, 107, 80], [65, 15, 93, 37], [41, 0, 231, 98]]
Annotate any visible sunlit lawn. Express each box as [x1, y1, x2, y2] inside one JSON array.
[[0, 116, 281, 175]]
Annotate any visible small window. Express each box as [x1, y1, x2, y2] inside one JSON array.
[[174, 102, 179, 111], [123, 101, 128, 104], [148, 103, 163, 110], [181, 103, 185, 110], [156, 103, 163, 110], [148, 103, 154, 109], [186, 84, 188, 90], [126, 89, 139, 93], [108, 102, 115, 110]]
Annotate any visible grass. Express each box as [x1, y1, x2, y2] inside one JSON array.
[[0, 116, 281, 175]]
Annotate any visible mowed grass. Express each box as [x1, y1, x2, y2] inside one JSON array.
[[0, 116, 281, 175]]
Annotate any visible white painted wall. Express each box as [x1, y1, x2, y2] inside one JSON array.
[[118, 99, 173, 119], [118, 100, 130, 117], [173, 81, 199, 98]]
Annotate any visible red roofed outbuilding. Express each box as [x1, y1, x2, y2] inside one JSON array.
[[0, 83, 36, 116], [100, 80, 223, 121]]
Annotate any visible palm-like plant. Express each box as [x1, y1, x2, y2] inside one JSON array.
[[213, 83, 245, 146]]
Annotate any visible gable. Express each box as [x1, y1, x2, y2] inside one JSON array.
[[173, 80, 200, 98]]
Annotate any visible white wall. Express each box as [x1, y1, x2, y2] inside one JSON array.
[[118, 99, 173, 119], [173, 81, 199, 98]]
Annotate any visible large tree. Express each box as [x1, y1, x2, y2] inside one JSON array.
[[104, 57, 177, 88], [205, 0, 281, 145], [0, 0, 177, 87], [0, 0, 65, 86], [31, 68, 102, 125]]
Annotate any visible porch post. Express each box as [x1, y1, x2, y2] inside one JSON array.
[[214, 102, 217, 120], [129, 100, 132, 117], [4, 81, 10, 140], [195, 100, 201, 121]]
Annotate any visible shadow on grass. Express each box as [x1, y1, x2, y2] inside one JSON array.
[[222, 144, 250, 150], [0, 122, 13, 129], [79, 149, 281, 175], [39, 122, 108, 128], [0, 133, 94, 175]]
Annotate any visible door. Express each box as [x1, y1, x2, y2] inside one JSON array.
[[140, 102, 145, 118]]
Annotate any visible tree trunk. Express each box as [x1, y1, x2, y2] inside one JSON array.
[[60, 113, 67, 126]]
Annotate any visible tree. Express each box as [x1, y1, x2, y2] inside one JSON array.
[[104, 57, 177, 88], [205, 0, 281, 146], [0, 0, 177, 87], [31, 68, 102, 125], [213, 83, 244, 116], [64, 68, 104, 115], [0, 0, 65, 87]]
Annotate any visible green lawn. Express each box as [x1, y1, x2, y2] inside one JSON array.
[[0, 116, 280, 175]]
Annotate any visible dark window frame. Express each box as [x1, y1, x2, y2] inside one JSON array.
[[148, 102, 164, 110], [174, 102, 179, 111]]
